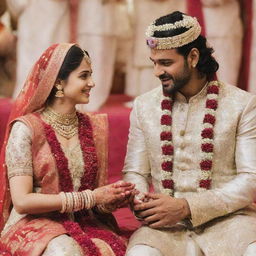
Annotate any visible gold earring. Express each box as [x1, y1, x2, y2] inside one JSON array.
[[55, 84, 64, 98]]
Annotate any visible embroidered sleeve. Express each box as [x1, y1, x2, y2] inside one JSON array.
[[6, 121, 33, 179], [122, 97, 151, 193], [185, 95, 256, 227]]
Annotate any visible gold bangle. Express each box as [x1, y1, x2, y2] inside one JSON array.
[[66, 192, 74, 212], [72, 192, 79, 212], [82, 190, 96, 209], [59, 192, 67, 213]]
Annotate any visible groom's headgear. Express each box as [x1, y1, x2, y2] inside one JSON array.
[[146, 12, 201, 50]]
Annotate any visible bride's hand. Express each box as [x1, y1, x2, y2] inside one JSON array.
[[93, 181, 134, 205], [106, 187, 137, 211]]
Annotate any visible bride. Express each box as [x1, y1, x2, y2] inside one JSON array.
[[0, 43, 134, 256]]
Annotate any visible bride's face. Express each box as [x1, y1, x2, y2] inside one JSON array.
[[61, 58, 95, 105]]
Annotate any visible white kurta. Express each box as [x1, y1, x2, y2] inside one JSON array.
[[7, 0, 70, 98], [123, 82, 256, 255], [77, 0, 132, 111], [77, 0, 117, 111]]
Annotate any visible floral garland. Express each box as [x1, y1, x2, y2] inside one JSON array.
[[43, 112, 98, 192], [0, 241, 12, 256], [160, 81, 219, 195], [86, 227, 126, 256], [43, 112, 126, 256], [79, 214, 127, 256], [62, 219, 101, 256]]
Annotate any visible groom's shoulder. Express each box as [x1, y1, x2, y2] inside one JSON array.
[[135, 86, 162, 106]]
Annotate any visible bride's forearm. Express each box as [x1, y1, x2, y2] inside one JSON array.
[[10, 175, 62, 215], [13, 192, 62, 214], [10, 176, 134, 215]]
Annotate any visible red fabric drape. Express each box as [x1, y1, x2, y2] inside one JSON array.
[[186, 0, 206, 37], [186, 1, 219, 81], [238, 0, 253, 91]]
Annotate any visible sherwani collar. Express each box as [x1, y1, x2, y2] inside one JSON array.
[[173, 81, 209, 103]]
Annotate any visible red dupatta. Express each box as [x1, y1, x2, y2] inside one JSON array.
[[0, 43, 75, 231]]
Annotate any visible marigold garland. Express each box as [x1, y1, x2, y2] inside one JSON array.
[[160, 81, 220, 195]]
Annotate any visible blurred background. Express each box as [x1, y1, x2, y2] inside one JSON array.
[[0, 0, 255, 104], [0, 0, 255, 229]]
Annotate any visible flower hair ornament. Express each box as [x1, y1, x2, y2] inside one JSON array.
[[146, 14, 201, 50]]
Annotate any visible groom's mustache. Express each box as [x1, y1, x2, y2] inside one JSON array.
[[159, 73, 173, 81]]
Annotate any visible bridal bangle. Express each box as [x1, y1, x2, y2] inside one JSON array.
[[59, 190, 96, 213]]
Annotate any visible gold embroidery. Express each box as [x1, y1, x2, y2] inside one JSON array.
[[62, 144, 84, 191], [6, 122, 33, 179]]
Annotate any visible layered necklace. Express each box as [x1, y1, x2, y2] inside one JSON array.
[[160, 81, 220, 196], [42, 107, 78, 139]]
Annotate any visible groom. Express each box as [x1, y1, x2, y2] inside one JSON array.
[[123, 11, 256, 256]]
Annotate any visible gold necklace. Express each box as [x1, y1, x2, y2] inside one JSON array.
[[42, 107, 78, 139]]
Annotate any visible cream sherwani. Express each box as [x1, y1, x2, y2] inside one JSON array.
[[123, 82, 256, 256], [7, 0, 70, 98]]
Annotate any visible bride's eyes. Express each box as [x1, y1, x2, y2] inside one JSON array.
[[79, 72, 92, 80], [80, 74, 89, 79]]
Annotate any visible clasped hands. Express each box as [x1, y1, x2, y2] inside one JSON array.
[[132, 192, 191, 228], [93, 180, 136, 211], [93, 182, 191, 228]]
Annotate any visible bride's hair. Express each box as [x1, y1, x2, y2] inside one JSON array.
[[47, 45, 90, 103]]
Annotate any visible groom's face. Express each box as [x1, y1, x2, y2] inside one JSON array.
[[150, 49, 192, 96]]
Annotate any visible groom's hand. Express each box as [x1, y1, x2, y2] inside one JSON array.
[[133, 193, 191, 228]]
